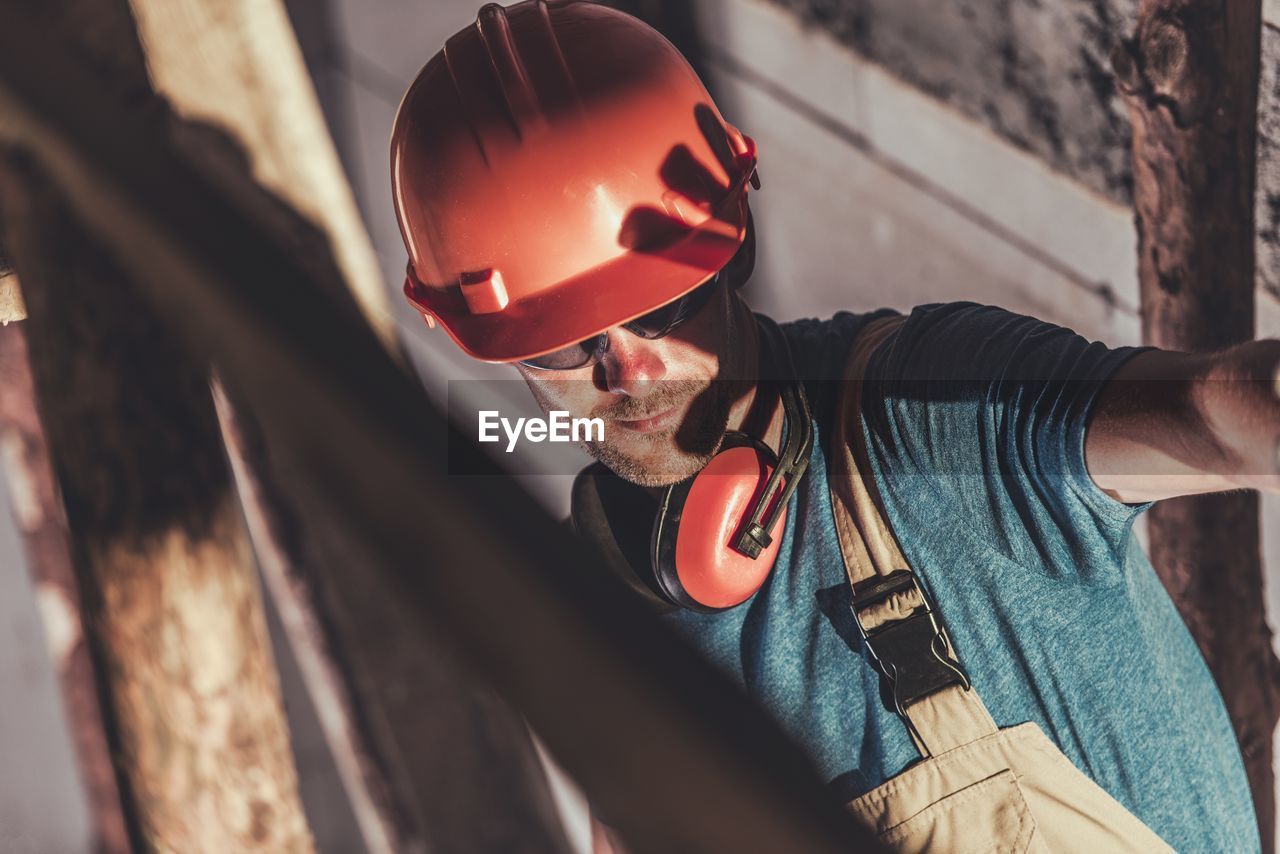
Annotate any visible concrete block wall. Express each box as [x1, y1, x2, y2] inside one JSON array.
[[763, 0, 1138, 204], [768, 0, 1280, 304]]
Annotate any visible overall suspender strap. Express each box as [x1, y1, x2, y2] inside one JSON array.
[[830, 315, 999, 758]]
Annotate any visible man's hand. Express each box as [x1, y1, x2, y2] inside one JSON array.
[[1085, 339, 1280, 503]]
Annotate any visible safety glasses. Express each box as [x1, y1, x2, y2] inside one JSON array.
[[518, 272, 722, 371]]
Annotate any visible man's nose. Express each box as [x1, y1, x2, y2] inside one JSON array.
[[602, 329, 667, 396]]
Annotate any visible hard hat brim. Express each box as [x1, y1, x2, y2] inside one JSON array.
[[426, 208, 747, 364]]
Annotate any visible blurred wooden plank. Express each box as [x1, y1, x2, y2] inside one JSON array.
[[215, 397, 577, 853], [0, 156, 315, 853], [127, 0, 396, 352], [125, 0, 576, 848], [0, 2, 578, 850], [214, 381, 415, 854], [0, 272, 23, 323], [0, 316, 129, 853]]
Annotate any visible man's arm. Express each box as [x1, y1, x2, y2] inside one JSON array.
[[1085, 339, 1280, 503]]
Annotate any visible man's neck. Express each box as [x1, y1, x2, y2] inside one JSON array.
[[640, 302, 786, 501], [724, 302, 786, 455]]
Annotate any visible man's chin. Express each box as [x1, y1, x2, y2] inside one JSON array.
[[585, 383, 732, 486]]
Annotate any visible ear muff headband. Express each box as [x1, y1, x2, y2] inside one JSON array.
[[735, 316, 812, 557], [725, 209, 757, 292]]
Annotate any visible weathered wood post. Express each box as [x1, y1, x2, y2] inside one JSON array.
[[126, 1, 576, 848], [1112, 0, 1280, 845], [0, 156, 315, 852], [0, 273, 131, 853], [0, 2, 580, 849], [213, 380, 577, 854]]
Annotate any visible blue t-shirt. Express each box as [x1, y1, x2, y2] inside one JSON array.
[[661, 302, 1259, 852]]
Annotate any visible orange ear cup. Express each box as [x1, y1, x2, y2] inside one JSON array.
[[647, 316, 811, 613], [672, 445, 788, 609]]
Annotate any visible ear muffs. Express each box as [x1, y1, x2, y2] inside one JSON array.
[[649, 316, 811, 612], [569, 317, 810, 614], [570, 463, 676, 612], [651, 431, 788, 610]]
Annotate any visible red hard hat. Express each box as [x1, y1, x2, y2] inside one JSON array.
[[391, 0, 759, 363]]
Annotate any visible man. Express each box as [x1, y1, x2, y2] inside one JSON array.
[[392, 2, 1280, 850]]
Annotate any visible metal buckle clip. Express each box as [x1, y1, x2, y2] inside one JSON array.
[[850, 570, 971, 720]]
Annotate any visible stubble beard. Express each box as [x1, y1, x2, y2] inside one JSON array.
[[585, 300, 747, 487], [524, 286, 750, 487], [585, 378, 734, 487]]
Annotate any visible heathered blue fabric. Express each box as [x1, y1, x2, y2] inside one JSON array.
[[660, 302, 1259, 852]]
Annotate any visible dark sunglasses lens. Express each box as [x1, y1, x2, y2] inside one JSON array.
[[628, 276, 718, 338], [520, 272, 721, 368], [520, 336, 600, 370]]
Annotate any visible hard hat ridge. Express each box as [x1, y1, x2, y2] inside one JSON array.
[[474, 3, 549, 138]]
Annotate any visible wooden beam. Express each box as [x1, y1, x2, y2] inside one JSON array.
[[127, 0, 581, 847], [0, 5, 882, 850], [0, 154, 315, 852], [0, 318, 129, 853], [125, 0, 396, 353], [0, 273, 24, 323], [214, 382, 403, 854], [0, 242, 21, 320], [216, 391, 574, 851], [216, 381, 574, 854], [1114, 0, 1280, 846], [0, 3, 577, 849]]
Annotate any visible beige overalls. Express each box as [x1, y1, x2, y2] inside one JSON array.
[[830, 316, 1175, 852]]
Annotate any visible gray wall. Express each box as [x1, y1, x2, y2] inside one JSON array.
[[770, 0, 1280, 302], [767, 0, 1138, 203], [0, 457, 92, 853]]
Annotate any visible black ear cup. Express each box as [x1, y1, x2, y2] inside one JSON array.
[[570, 463, 676, 612]]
